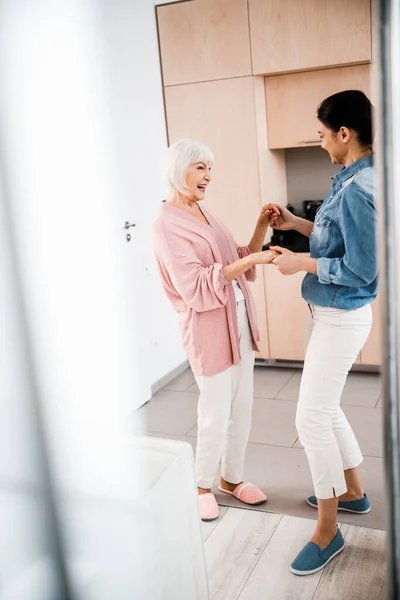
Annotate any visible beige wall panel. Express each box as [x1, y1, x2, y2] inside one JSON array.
[[157, 0, 252, 86], [249, 0, 371, 75], [265, 64, 371, 149], [164, 77, 270, 357]]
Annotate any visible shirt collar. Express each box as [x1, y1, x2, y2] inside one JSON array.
[[332, 155, 373, 187]]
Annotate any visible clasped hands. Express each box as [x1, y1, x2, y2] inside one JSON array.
[[258, 203, 303, 275]]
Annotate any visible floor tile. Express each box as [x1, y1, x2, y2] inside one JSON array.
[[341, 372, 383, 407], [215, 444, 386, 530], [238, 515, 323, 600], [276, 371, 302, 401], [164, 367, 195, 392], [204, 508, 281, 600], [343, 405, 384, 458], [249, 398, 298, 447], [187, 381, 199, 394], [139, 389, 198, 436], [254, 367, 296, 399], [313, 524, 386, 600], [201, 506, 229, 542]]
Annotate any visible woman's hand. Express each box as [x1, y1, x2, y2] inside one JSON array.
[[252, 250, 279, 265], [257, 204, 280, 227], [268, 204, 298, 231], [270, 246, 303, 275]]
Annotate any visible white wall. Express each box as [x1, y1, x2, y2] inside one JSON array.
[[110, 0, 189, 399], [140, 0, 188, 391]]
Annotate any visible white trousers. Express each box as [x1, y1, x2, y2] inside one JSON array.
[[194, 300, 255, 489], [297, 304, 372, 499]]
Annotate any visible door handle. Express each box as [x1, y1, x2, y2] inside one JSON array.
[[124, 221, 136, 229]]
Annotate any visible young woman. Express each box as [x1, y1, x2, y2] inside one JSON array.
[[269, 90, 377, 575], [152, 139, 278, 521]]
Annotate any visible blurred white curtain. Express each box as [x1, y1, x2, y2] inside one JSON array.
[[0, 1, 208, 598]]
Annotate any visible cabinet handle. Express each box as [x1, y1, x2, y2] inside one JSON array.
[[301, 140, 321, 144]]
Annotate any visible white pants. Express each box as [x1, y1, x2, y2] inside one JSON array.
[[297, 304, 372, 499], [194, 300, 255, 489]]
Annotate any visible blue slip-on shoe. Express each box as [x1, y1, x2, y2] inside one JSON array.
[[290, 528, 345, 576], [307, 493, 371, 514]]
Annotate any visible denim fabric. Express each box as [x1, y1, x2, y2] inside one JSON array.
[[302, 155, 378, 309]]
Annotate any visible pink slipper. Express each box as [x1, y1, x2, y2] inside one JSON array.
[[198, 493, 219, 521], [218, 482, 267, 506]]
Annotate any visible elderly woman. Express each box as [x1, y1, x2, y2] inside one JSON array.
[[152, 138, 277, 521], [269, 90, 377, 575]]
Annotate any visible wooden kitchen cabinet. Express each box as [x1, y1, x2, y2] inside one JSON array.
[[157, 0, 251, 86], [248, 0, 371, 76], [360, 296, 383, 366], [265, 64, 371, 149], [164, 77, 270, 358], [264, 262, 380, 365], [264, 263, 310, 360]]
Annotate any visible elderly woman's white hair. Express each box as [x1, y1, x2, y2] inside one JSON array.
[[164, 139, 214, 194]]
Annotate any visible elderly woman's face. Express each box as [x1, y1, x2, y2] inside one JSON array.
[[183, 162, 212, 201]]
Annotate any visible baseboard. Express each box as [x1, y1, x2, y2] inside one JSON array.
[[255, 358, 380, 373], [150, 360, 190, 396]]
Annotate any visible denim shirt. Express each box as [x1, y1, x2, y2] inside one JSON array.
[[302, 155, 378, 310]]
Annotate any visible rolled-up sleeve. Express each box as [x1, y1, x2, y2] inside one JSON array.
[[237, 245, 257, 282], [153, 221, 230, 312], [166, 257, 230, 312], [316, 184, 378, 287]]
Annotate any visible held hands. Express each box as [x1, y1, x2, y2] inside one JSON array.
[[270, 246, 302, 275], [253, 250, 279, 265], [257, 204, 280, 227], [267, 204, 297, 231], [251, 247, 303, 274]]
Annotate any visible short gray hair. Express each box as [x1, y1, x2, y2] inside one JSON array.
[[164, 139, 214, 193]]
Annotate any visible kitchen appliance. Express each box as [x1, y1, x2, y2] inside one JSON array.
[[303, 200, 323, 222], [263, 204, 309, 252]]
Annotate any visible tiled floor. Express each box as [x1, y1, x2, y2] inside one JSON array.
[[137, 366, 385, 529], [202, 507, 386, 600]]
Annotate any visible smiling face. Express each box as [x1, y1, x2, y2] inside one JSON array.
[[182, 162, 212, 201], [318, 121, 351, 165]]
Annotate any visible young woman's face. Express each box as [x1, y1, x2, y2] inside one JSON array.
[[318, 122, 348, 164], [183, 162, 212, 201]]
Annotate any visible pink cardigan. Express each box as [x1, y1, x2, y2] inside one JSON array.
[[152, 202, 260, 376]]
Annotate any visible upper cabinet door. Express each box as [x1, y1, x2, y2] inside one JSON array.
[[265, 64, 371, 149], [248, 0, 372, 75], [157, 0, 252, 86]]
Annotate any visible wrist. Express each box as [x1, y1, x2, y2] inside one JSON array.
[[247, 253, 258, 267], [300, 256, 317, 274], [292, 215, 301, 231], [256, 221, 268, 232], [298, 256, 307, 271]]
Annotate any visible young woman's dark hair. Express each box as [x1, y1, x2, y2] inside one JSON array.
[[317, 90, 373, 148]]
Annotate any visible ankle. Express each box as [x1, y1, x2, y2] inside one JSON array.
[[340, 489, 364, 501], [220, 478, 241, 492], [198, 487, 212, 495], [311, 526, 338, 549]]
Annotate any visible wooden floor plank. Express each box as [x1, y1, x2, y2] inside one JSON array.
[[201, 506, 229, 542], [238, 515, 323, 600], [204, 508, 281, 600], [312, 524, 386, 600]]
